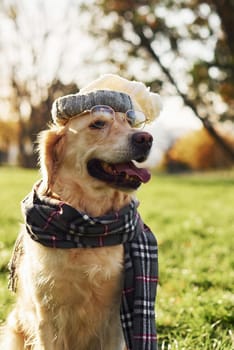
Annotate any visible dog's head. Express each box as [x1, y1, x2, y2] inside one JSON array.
[[40, 102, 152, 192], [65, 106, 153, 191], [39, 76, 162, 208]]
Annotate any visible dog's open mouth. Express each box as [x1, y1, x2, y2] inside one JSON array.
[[87, 159, 151, 189]]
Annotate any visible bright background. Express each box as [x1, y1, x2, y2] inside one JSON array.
[[0, 1, 234, 349]]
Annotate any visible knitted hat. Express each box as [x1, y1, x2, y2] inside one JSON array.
[[52, 74, 162, 126]]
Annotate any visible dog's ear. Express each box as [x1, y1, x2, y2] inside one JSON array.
[[38, 127, 66, 194]]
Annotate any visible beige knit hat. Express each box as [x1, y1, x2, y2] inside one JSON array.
[[52, 74, 162, 125]]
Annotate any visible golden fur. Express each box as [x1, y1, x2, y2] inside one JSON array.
[[0, 112, 150, 350]]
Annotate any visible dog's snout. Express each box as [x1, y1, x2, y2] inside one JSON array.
[[132, 131, 153, 150]]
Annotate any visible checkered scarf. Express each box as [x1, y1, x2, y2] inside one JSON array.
[[21, 184, 158, 350]]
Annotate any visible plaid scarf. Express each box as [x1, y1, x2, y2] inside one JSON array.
[[21, 184, 158, 350]]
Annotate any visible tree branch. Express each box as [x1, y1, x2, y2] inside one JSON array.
[[135, 27, 234, 161]]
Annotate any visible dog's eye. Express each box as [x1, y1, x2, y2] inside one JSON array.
[[89, 120, 106, 129]]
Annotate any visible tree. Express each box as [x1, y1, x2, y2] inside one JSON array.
[[164, 127, 234, 172], [0, 1, 81, 167], [13, 78, 77, 167], [83, 0, 234, 160]]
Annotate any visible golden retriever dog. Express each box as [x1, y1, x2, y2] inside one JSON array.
[[0, 75, 161, 350]]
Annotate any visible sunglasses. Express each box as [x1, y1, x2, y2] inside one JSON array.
[[77, 105, 149, 129]]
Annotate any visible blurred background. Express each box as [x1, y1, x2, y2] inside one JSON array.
[[0, 0, 233, 171], [0, 2, 234, 348]]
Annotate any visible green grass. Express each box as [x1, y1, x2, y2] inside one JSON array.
[[0, 167, 40, 318], [0, 167, 233, 349]]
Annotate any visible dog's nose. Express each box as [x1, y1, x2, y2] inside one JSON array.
[[132, 131, 153, 150]]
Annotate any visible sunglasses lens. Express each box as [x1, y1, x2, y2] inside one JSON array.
[[126, 110, 146, 128], [126, 110, 136, 126], [91, 105, 115, 120]]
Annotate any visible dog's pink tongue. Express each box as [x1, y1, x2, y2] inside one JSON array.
[[114, 162, 151, 183]]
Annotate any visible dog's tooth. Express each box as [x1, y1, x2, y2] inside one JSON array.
[[102, 162, 109, 172], [102, 162, 114, 174]]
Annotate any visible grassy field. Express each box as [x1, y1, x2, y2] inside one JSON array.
[[0, 166, 233, 349]]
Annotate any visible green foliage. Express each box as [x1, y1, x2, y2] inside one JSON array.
[[0, 167, 233, 349]]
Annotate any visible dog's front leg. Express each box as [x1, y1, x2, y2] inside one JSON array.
[[33, 304, 56, 350], [34, 319, 55, 350], [0, 309, 25, 350]]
